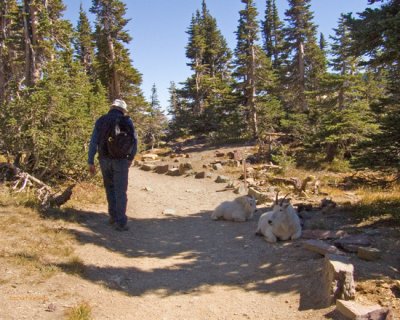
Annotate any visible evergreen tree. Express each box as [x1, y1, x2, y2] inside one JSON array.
[[90, 0, 142, 102], [234, 0, 278, 139], [262, 0, 284, 68], [282, 0, 326, 112], [75, 4, 95, 78], [167, 81, 191, 138], [319, 33, 327, 51], [315, 14, 379, 162], [143, 84, 168, 149], [349, 0, 400, 169]]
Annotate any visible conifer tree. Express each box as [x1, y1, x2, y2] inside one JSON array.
[[234, 0, 278, 139], [315, 14, 379, 162], [349, 0, 400, 169], [75, 4, 95, 78], [262, 0, 284, 68], [282, 0, 326, 112], [90, 0, 142, 102]]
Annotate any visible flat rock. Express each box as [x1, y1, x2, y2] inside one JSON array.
[[302, 230, 348, 240], [195, 171, 206, 179], [334, 235, 371, 253], [336, 300, 390, 320], [303, 239, 345, 256], [142, 153, 159, 160], [141, 164, 157, 171], [357, 247, 381, 261], [154, 164, 170, 174], [247, 187, 275, 204], [215, 175, 230, 183], [167, 168, 181, 176]]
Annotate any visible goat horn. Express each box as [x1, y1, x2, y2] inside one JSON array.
[[279, 193, 291, 205], [275, 191, 279, 205]]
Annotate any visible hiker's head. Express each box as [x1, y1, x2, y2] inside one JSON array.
[[111, 99, 128, 114]]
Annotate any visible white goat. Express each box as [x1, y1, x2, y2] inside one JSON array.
[[211, 195, 256, 222], [256, 193, 302, 243]]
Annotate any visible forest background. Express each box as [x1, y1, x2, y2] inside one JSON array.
[[0, 0, 399, 184]]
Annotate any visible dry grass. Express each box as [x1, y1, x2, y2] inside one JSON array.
[[65, 301, 92, 320], [346, 185, 400, 224]]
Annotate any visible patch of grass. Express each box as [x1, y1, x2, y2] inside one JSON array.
[[65, 301, 92, 320], [344, 186, 400, 224], [68, 182, 105, 207], [61, 256, 86, 276]]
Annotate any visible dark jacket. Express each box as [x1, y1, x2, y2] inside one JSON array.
[[88, 109, 137, 165]]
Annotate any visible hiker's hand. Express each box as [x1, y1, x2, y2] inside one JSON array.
[[88, 164, 96, 176]]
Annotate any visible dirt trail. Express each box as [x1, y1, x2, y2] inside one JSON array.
[[71, 167, 340, 319], [1, 166, 344, 320]]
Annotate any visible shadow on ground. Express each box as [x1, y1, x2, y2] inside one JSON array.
[[46, 207, 351, 318]]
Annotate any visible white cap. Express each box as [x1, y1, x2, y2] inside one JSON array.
[[111, 99, 128, 113]]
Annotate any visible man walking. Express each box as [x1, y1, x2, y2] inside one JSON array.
[[88, 99, 137, 231]]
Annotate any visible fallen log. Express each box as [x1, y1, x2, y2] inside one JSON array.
[[0, 162, 75, 209]]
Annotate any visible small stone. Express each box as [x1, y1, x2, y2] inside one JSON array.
[[357, 247, 381, 261], [142, 153, 158, 161], [195, 171, 206, 179], [215, 175, 230, 183], [215, 151, 225, 157], [212, 163, 223, 170], [303, 239, 345, 256], [141, 186, 153, 192], [163, 208, 176, 215], [140, 164, 157, 171], [234, 184, 247, 195], [179, 162, 193, 175], [167, 168, 181, 176], [45, 304, 57, 312], [154, 164, 169, 174]]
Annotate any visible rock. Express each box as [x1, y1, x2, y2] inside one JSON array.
[[141, 186, 153, 192], [233, 150, 243, 161], [303, 239, 345, 256], [45, 303, 56, 312], [226, 160, 241, 167], [247, 187, 274, 203], [185, 154, 191, 158], [154, 164, 170, 174], [336, 300, 391, 320], [212, 163, 223, 170], [301, 230, 348, 240], [334, 235, 371, 253], [141, 164, 157, 171], [195, 171, 206, 179], [167, 168, 181, 176], [215, 151, 225, 157], [179, 162, 193, 175], [234, 184, 247, 195], [134, 160, 143, 167], [162, 208, 176, 215], [357, 247, 381, 261], [215, 175, 230, 183], [142, 153, 158, 161], [322, 254, 355, 306]]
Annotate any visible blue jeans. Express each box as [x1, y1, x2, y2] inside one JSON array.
[[99, 158, 129, 227]]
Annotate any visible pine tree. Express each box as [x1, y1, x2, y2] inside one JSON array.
[[91, 0, 142, 102], [234, 0, 278, 139], [75, 4, 95, 78], [315, 14, 379, 162], [282, 0, 326, 112], [262, 0, 284, 68], [349, 0, 400, 169], [0, 0, 24, 104]]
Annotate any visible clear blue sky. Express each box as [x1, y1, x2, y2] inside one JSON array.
[[63, 0, 375, 111]]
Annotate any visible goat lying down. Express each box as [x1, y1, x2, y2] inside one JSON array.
[[256, 193, 302, 243], [211, 195, 256, 222]]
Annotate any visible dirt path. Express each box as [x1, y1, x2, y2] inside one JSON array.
[[71, 168, 341, 319], [1, 167, 344, 320]]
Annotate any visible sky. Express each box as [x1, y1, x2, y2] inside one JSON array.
[[62, 0, 376, 111]]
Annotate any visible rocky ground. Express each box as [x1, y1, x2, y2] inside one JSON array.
[[0, 140, 399, 319]]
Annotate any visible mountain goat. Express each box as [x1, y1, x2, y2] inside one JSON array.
[[211, 195, 256, 222], [256, 193, 302, 243]]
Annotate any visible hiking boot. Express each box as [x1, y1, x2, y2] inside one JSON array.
[[115, 224, 129, 232], [108, 217, 116, 225]]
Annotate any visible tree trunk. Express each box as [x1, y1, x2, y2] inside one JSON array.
[[248, 45, 258, 139], [107, 33, 120, 100], [298, 41, 307, 111], [325, 143, 338, 162], [23, 0, 40, 86], [0, 3, 6, 104]]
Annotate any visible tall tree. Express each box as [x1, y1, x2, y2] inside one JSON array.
[[234, 0, 278, 139], [91, 0, 142, 102], [75, 4, 95, 77], [349, 0, 400, 169], [262, 0, 284, 68], [282, 0, 326, 112], [315, 14, 379, 162]]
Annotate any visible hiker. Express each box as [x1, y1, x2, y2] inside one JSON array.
[[88, 99, 137, 231]]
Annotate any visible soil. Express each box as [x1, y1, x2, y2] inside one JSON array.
[[0, 142, 399, 319]]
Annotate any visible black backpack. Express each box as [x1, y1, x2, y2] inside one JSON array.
[[106, 115, 135, 159]]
